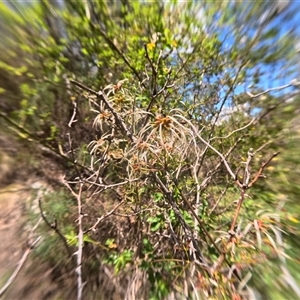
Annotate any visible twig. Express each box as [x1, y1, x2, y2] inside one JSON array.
[[95, 24, 145, 87], [76, 182, 85, 300], [200, 137, 242, 190], [63, 178, 81, 199], [70, 80, 136, 143], [83, 199, 125, 234], [68, 100, 78, 127], [209, 186, 229, 216], [197, 62, 246, 177], [211, 118, 256, 140], [66, 132, 82, 180], [243, 148, 254, 187], [144, 44, 158, 96], [142, 73, 173, 127], [153, 173, 209, 266], [229, 191, 247, 233], [0, 111, 93, 176], [176, 115, 237, 180], [248, 152, 279, 188], [246, 82, 293, 98], [230, 153, 279, 233], [0, 237, 41, 297], [38, 198, 72, 257], [210, 63, 246, 134], [172, 177, 223, 257], [84, 178, 138, 189], [162, 173, 242, 282]]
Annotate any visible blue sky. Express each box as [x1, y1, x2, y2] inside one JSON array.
[[204, 1, 300, 119], [235, 1, 299, 100]]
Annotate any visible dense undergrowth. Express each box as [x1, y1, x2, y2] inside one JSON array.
[[1, 1, 300, 299]]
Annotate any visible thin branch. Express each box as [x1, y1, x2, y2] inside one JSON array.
[[230, 152, 280, 233], [83, 199, 125, 234], [230, 191, 247, 233], [248, 152, 280, 188], [243, 148, 254, 187], [172, 178, 223, 256], [142, 69, 173, 126], [0, 111, 93, 176], [172, 177, 242, 282], [211, 118, 255, 140], [76, 182, 85, 300], [153, 173, 208, 266], [63, 178, 81, 199], [94, 23, 145, 87], [0, 217, 42, 298], [71, 80, 136, 143], [38, 198, 72, 257], [197, 62, 247, 177], [0, 237, 41, 297], [246, 82, 293, 98], [68, 100, 78, 127], [67, 132, 82, 180], [84, 178, 138, 189], [200, 137, 243, 190], [210, 63, 246, 133], [144, 43, 158, 96], [176, 115, 237, 180], [209, 186, 229, 216]]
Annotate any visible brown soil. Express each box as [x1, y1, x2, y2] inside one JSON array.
[[0, 136, 63, 300], [0, 184, 62, 300]]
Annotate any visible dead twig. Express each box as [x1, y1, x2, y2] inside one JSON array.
[[246, 82, 294, 98], [83, 199, 125, 234], [75, 182, 85, 300], [68, 99, 78, 127], [71, 80, 136, 143]]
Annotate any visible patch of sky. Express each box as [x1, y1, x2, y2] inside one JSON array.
[[209, 1, 300, 120]]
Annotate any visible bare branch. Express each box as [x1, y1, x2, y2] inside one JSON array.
[[243, 148, 254, 187], [83, 199, 125, 234], [71, 80, 136, 143], [76, 182, 85, 300], [68, 100, 78, 127], [247, 82, 294, 98], [176, 115, 237, 180], [211, 118, 256, 140], [248, 152, 280, 188], [38, 198, 72, 258]]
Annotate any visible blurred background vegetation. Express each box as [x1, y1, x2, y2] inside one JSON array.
[[0, 1, 300, 299]]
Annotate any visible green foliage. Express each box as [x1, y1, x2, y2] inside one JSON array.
[[104, 249, 134, 274], [65, 230, 96, 246], [1, 1, 300, 299]]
